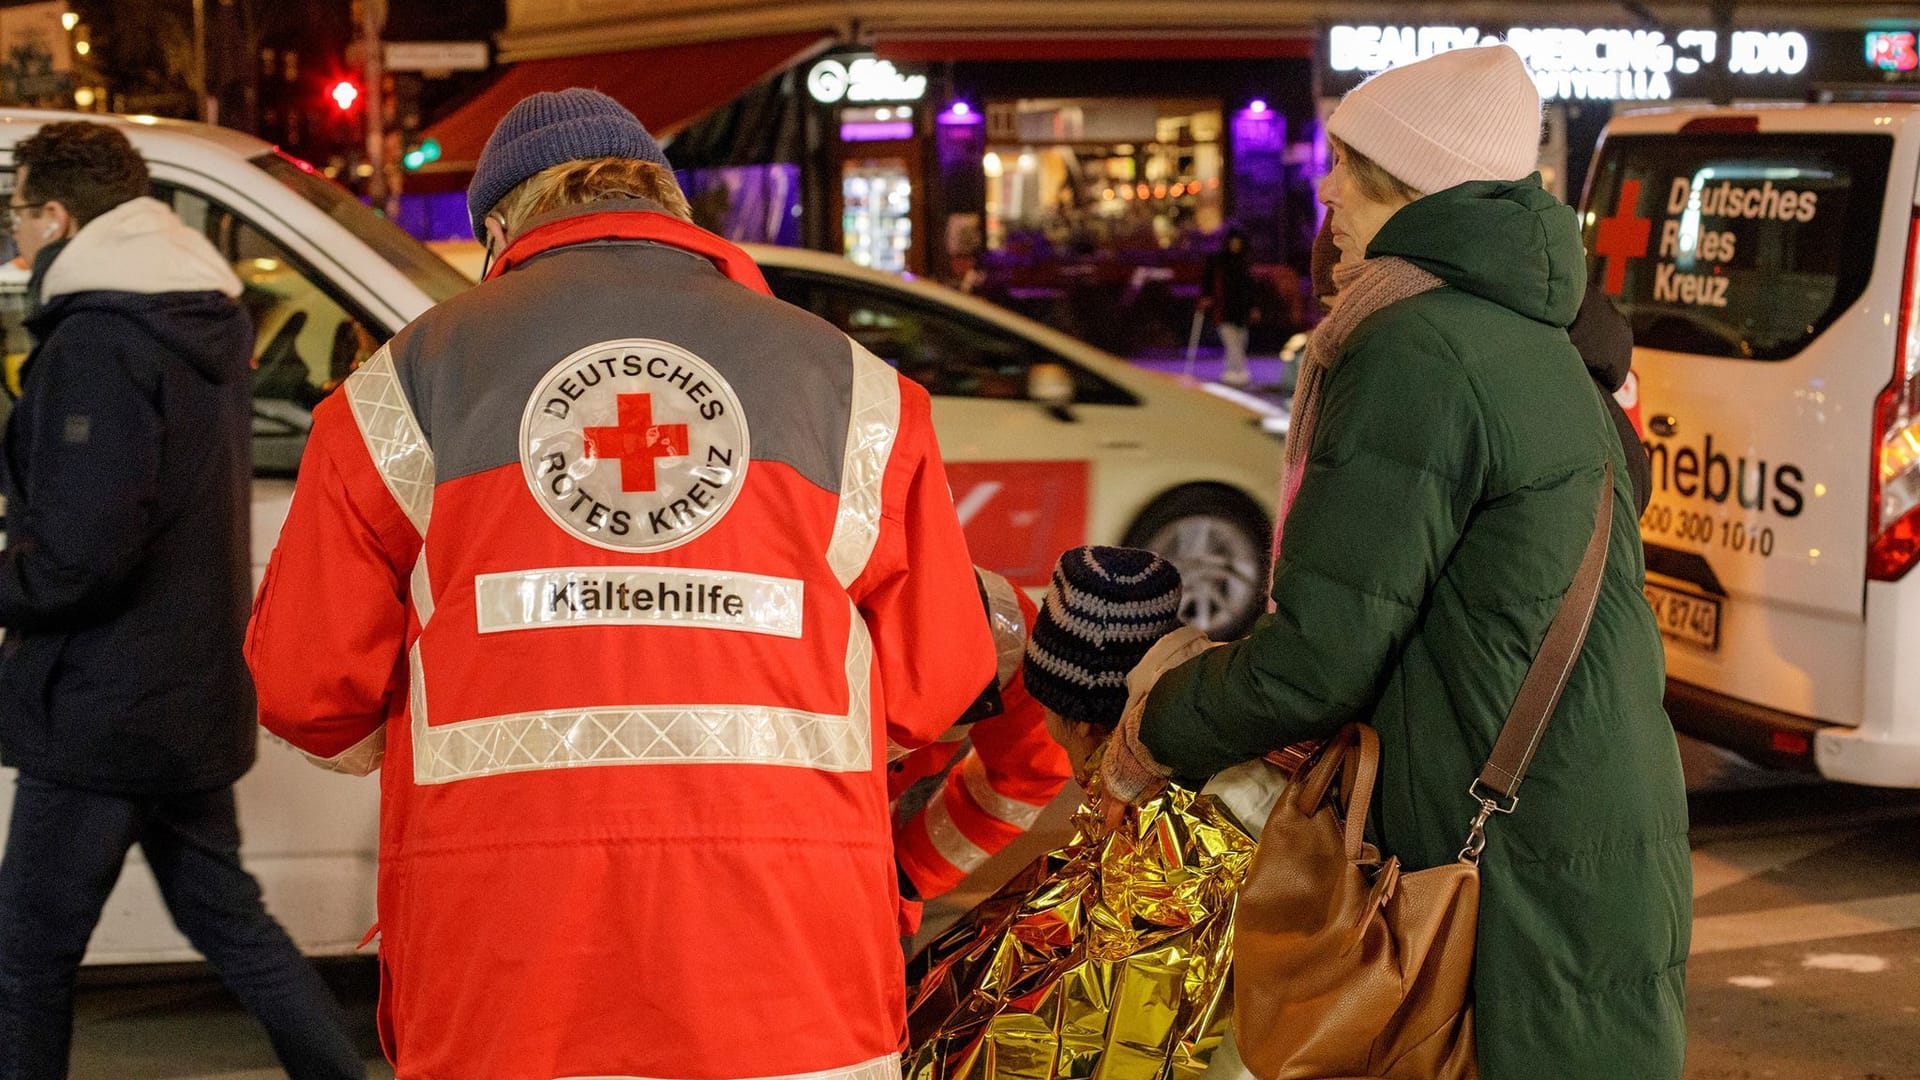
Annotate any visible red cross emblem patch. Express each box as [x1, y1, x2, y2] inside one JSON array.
[[584, 394, 690, 493], [522, 339, 750, 552]]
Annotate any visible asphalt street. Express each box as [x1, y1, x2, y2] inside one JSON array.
[[56, 737, 1920, 1080]]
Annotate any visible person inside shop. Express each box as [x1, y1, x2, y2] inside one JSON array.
[[1200, 227, 1260, 388]]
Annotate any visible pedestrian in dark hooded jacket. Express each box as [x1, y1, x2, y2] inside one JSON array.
[[0, 121, 362, 1080], [1098, 46, 1690, 1080]]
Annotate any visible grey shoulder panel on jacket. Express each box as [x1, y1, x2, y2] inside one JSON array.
[[385, 241, 856, 493]]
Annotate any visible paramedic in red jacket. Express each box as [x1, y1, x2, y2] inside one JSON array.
[[245, 89, 994, 1080], [892, 569, 1071, 903]]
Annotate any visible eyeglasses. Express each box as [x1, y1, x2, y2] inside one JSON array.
[[1, 201, 48, 235]]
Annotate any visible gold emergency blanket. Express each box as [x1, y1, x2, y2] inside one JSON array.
[[904, 782, 1256, 1080]]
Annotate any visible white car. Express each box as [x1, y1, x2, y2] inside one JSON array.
[[761, 247, 1281, 619], [0, 111, 1282, 962], [432, 239, 1285, 634], [1583, 102, 1920, 787]]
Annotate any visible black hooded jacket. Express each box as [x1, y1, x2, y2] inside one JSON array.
[[1568, 279, 1653, 515], [0, 196, 257, 794]]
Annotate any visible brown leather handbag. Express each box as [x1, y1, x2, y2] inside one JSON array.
[[1232, 466, 1615, 1080]]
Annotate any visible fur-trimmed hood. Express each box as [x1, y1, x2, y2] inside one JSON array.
[[26, 197, 247, 386], [39, 195, 241, 303]]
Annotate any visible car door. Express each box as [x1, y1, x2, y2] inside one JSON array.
[[0, 158, 399, 963], [0, 173, 386, 964], [148, 182, 385, 959], [765, 267, 1143, 586]]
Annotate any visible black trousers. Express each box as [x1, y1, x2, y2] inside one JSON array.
[[0, 774, 364, 1080]]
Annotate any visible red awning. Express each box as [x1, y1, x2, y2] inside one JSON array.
[[873, 36, 1312, 63], [420, 32, 830, 174]]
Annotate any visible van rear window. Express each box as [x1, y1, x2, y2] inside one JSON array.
[[1581, 132, 1892, 361]]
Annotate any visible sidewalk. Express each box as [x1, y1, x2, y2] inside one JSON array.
[[69, 960, 390, 1080]]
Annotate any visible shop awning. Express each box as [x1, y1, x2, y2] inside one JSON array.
[[419, 31, 831, 175], [872, 36, 1312, 63]]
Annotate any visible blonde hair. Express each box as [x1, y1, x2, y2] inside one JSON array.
[[1330, 136, 1424, 206], [491, 157, 693, 236]]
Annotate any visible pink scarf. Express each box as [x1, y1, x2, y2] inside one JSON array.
[[1270, 257, 1445, 586]]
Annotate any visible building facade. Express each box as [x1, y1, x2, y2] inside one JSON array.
[[415, 1, 1920, 351]]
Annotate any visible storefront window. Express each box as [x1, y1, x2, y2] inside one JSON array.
[[843, 158, 914, 272], [982, 99, 1224, 257]]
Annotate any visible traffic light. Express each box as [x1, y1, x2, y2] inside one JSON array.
[[403, 138, 441, 171], [329, 80, 360, 112]]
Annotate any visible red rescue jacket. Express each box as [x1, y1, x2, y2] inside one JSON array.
[[891, 573, 1070, 901], [247, 203, 994, 1080]]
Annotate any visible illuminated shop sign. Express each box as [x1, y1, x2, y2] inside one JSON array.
[[807, 55, 928, 105], [1327, 25, 1812, 101], [1865, 32, 1918, 73]]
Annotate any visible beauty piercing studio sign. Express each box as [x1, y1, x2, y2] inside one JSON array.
[[1325, 25, 1813, 102]]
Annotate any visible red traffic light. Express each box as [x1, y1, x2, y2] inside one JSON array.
[[329, 80, 360, 111]]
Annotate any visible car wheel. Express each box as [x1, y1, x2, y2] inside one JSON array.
[[1124, 486, 1270, 640]]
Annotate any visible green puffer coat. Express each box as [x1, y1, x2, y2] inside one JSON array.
[[1141, 177, 1690, 1079]]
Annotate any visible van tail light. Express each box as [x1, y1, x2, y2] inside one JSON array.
[[1679, 116, 1760, 134], [1768, 730, 1813, 758], [1869, 210, 1920, 582]]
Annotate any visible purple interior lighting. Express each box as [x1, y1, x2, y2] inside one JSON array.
[[1304, 119, 1331, 228], [1232, 103, 1283, 152], [938, 101, 982, 126], [841, 120, 916, 142]]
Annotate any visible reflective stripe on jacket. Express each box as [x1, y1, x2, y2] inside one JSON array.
[[246, 203, 994, 1080], [891, 573, 1070, 899]]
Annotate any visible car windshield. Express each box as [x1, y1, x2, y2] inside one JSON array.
[[251, 152, 471, 305]]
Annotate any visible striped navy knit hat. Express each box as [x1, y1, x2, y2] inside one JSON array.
[[1023, 546, 1185, 729]]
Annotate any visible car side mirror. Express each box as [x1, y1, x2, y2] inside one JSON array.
[[1028, 362, 1076, 411]]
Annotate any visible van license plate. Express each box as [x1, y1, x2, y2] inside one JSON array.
[[1645, 583, 1720, 651]]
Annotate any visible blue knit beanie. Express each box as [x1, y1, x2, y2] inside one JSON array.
[[467, 88, 671, 240], [1023, 547, 1185, 729]]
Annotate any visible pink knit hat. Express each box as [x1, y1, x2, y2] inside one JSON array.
[[1327, 44, 1541, 196]]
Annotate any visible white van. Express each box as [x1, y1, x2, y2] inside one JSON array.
[[1581, 103, 1920, 787]]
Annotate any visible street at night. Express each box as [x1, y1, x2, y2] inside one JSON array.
[[44, 740, 1920, 1079], [2, 1, 1920, 1078]]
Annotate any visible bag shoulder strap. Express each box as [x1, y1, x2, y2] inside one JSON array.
[[1474, 461, 1615, 805]]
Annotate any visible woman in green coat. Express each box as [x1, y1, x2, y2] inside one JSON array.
[[1098, 45, 1691, 1079]]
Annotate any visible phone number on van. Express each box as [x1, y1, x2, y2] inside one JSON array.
[[1641, 503, 1775, 557]]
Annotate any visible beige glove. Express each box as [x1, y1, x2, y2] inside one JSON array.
[[1126, 625, 1215, 703], [1100, 626, 1216, 805]]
